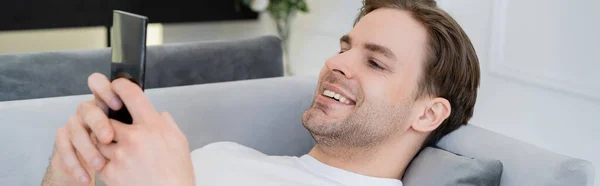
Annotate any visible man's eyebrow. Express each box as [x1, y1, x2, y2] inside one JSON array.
[[340, 35, 397, 61], [363, 43, 397, 61], [340, 35, 351, 44]]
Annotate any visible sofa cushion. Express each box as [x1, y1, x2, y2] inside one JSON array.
[[0, 35, 283, 102], [437, 125, 595, 186], [403, 147, 503, 186]]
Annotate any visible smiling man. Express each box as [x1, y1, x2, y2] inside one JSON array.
[[42, 0, 480, 185]]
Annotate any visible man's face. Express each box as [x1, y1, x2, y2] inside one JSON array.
[[302, 8, 429, 148]]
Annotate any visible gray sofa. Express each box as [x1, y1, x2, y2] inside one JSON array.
[[0, 36, 283, 101], [0, 76, 594, 186], [0, 37, 594, 186]]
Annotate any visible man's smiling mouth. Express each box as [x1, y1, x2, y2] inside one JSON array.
[[322, 89, 354, 105]]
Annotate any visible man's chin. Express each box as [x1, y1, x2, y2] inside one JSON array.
[[302, 106, 348, 133], [311, 98, 355, 119], [305, 104, 351, 120]]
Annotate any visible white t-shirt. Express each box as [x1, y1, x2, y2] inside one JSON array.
[[191, 142, 403, 186]]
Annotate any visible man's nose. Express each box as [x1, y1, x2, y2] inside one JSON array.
[[325, 53, 355, 79]]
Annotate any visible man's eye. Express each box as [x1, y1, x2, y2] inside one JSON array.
[[369, 60, 384, 70], [338, 50, 347, 54]]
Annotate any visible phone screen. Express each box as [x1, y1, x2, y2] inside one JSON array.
[[108, 10, 148, 124]]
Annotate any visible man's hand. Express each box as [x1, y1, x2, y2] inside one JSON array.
[[95, 78, 195, 186], [44, 73, 123, 185], [43, 73, 194, 186]]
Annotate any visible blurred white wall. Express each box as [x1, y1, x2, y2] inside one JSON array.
[[162, 17, 276, 43], [0, 24, 163, 54], [287, 0, 363, 75], [441, 0, 600, 182], [159, 0, 362, 75], [0, 27, 107, 54]]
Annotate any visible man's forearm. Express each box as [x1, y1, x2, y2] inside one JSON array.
[[41, 163, 64, 186]]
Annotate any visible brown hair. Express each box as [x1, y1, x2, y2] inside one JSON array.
[[355, 0, 481, 147]]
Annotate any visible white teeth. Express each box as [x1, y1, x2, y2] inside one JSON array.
[[326, 91, 334, 97], [322, 89, 352, 104], [323, 90, 330, 97]]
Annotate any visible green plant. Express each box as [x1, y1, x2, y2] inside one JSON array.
[[240, 0, 309, 41], [239, 0, 310, 75]]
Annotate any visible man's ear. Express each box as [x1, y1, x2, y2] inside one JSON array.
[[412, 98, 451, 132]]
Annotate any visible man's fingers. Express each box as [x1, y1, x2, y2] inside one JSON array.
[[112, 78, 158, 123], [55, 126, 91, 184], [97, 118, 130, 158], [77, 101, 114, 144], [97, 143, 118, 161], [94, 98, 109, 115], [97, 159, 117, 183], [97, 119, 134, 159], [67, 116, 107, 171], [88, 73, 122, 110], [107, 119, 131, 143]]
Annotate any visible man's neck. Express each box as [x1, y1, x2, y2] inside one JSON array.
[[307, 134, 423, 180]]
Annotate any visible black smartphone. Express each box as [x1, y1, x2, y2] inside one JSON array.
[[108, 10, 148, 124]]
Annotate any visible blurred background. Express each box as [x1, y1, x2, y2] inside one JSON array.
[[0, 0, 598, 182]]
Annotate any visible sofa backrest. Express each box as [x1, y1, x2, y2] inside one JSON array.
[[438, 125, 595, 186], [0, 36, 283, 102], [0, 76, 593, 186]]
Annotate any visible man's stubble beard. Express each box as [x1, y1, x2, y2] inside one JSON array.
[[302, 95, 412, 150]]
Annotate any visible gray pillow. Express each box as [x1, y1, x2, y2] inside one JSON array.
[[403, 147, 503, 186]]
